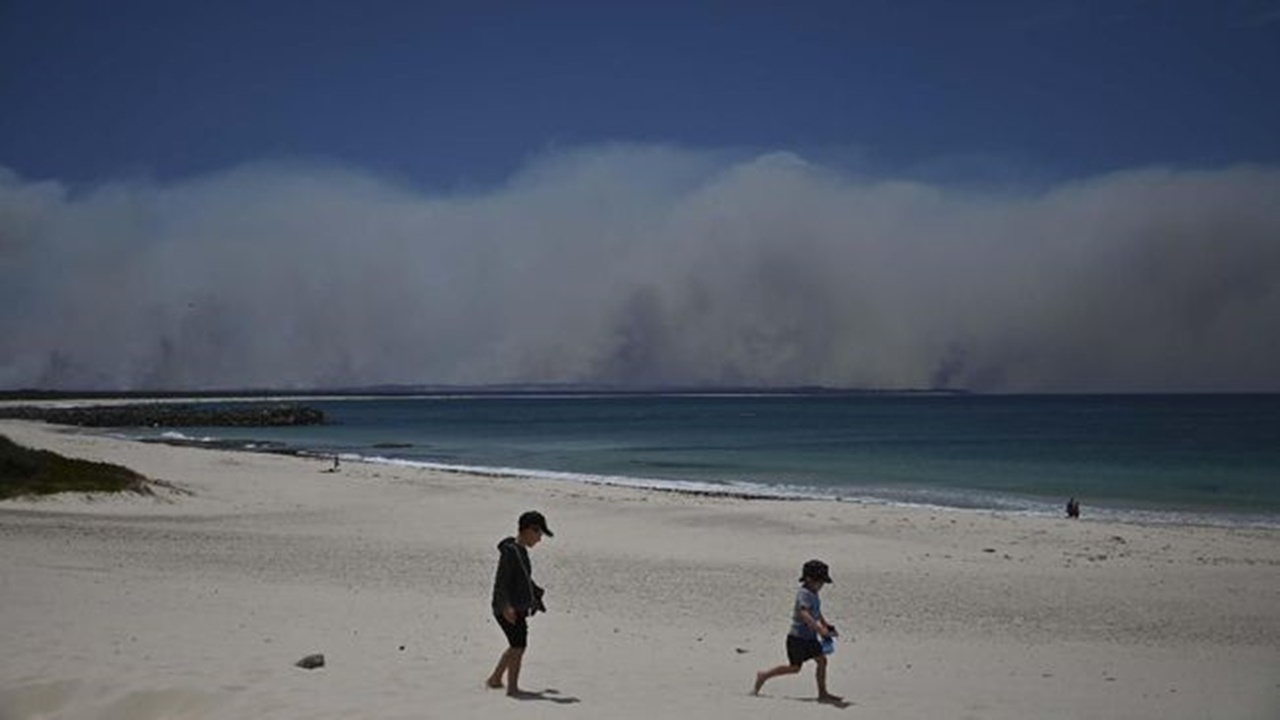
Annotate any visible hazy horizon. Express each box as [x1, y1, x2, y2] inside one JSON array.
[[4, 149, 1279, 394]]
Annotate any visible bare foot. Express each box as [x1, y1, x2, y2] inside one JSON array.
[[752, 672, 766, 695], [818, 692, 844, 704], [485, 678, 503, 689]]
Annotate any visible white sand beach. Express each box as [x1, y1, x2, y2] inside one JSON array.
[[2, 419, 1278, 720]]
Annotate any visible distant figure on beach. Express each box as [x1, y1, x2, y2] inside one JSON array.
[[487, 510, 553, 697], [331, 455, 340, 472], [1067, 497, 1080, 519], [753, 559, 843, 703]]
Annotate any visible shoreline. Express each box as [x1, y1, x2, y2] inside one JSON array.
[[107, 425, 1280, 531], [7, 394, 1280, 529], [3, 419, 1280, 719]]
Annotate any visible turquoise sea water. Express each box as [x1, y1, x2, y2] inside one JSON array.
[[131, 394, 1280, 527]]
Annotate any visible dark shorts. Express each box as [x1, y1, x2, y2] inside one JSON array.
[[495, 612, 528, 648], [786, 635, 824, 666]]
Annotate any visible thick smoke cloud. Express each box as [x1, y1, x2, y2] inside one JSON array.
[[2, 146, 1278, 392]]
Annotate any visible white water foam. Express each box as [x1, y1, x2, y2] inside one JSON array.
[[159, 430, 215, 443], [349, 453, 1280, 529]]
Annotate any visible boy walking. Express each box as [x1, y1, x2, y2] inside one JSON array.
[[486, 510, 553, 696], [753, 559, 843, 702]]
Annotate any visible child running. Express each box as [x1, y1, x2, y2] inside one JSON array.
[[753, 559, 843, 703]]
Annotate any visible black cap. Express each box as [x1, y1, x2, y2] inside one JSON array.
[[800, 559, 832, 584], [518, 510, 554, 537]]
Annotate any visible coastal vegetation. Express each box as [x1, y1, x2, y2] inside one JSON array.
[[0, 402, 324, 427], [0, 434, 151, 499]]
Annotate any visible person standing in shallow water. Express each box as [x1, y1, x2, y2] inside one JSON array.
[[753, 559, 843, 703], [487, 511, 552, 696], [1067, 497, 1081, 518]]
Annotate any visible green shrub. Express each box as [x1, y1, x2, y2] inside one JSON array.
[[0, 435, 150, 499]]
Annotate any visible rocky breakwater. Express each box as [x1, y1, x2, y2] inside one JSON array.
[[0, 402, 326, 427]]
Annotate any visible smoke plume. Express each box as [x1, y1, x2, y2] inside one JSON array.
[[2, 146, 1278, 392]]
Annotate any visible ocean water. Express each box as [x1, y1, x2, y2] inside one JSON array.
[[131, 394, 1280, 527]]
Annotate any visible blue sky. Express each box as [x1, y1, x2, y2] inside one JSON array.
[[3, 0, 1278, 188], [3, 1, 1280, 391]]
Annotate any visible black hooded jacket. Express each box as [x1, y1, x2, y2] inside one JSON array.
[[491, 536, 545, 617]]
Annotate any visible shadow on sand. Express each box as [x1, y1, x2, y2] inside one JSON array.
[[509, 688, 581, 704], [765, 694, 851, 709]]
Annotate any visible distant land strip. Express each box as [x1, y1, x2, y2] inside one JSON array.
[[0, 403, 325, 428]]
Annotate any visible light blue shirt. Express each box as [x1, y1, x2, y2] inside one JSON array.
[[788, 586, 823, 640]]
